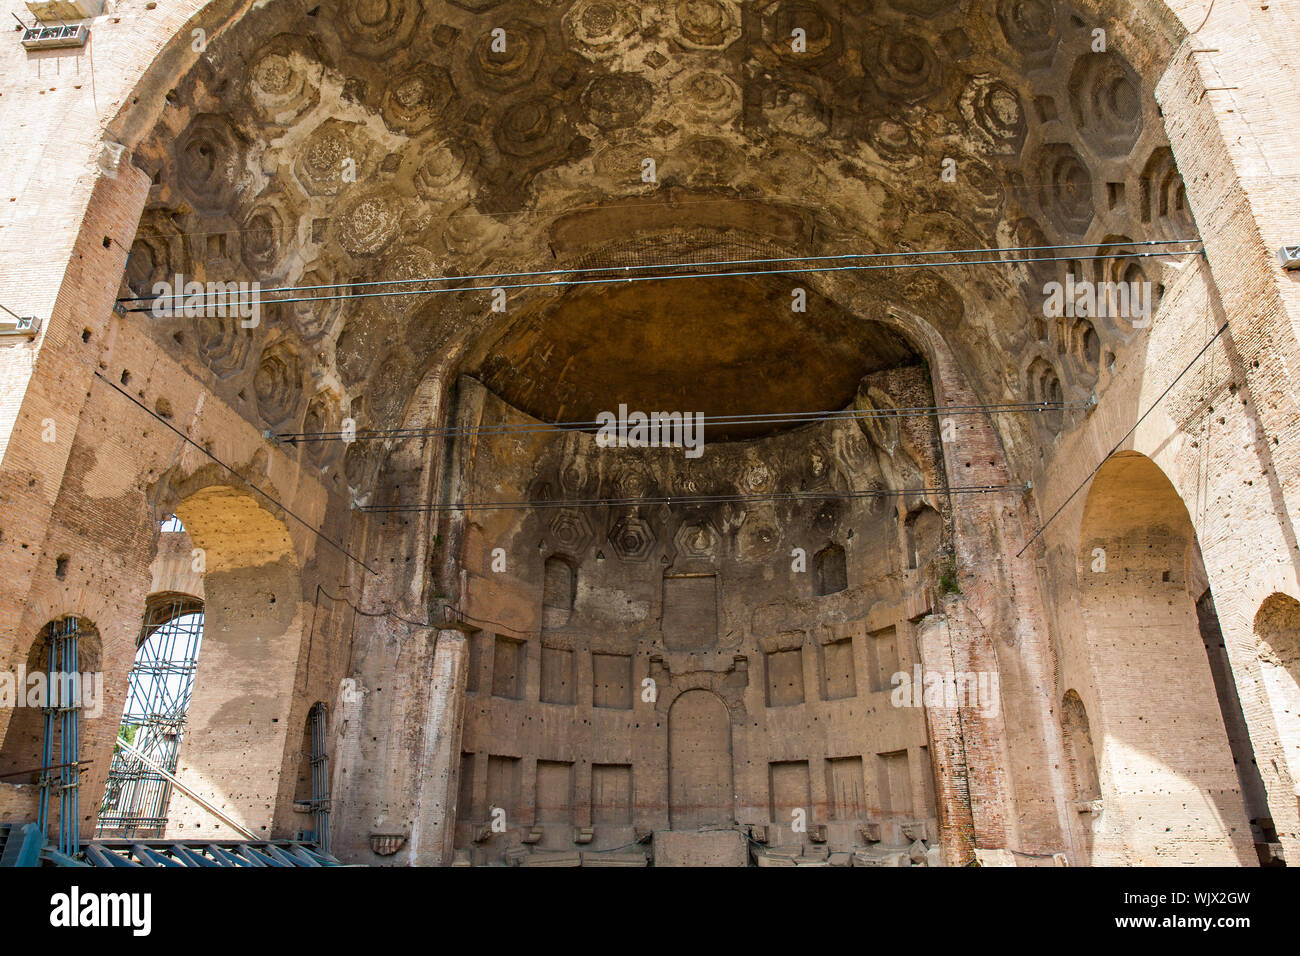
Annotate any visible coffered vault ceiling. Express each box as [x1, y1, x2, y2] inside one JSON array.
[[119, 0, 1195, 494]]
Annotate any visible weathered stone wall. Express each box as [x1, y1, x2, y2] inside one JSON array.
[[4, 0, 1300, 866], [444, 378, 941, 865], [0, 210, 354, 840]]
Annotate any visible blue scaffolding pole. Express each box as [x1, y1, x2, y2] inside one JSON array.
[[37, 618, 80, 858], [308, 703, 330, 853], [59, 619, 80, 857]]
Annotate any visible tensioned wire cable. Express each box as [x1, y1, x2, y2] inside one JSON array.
[[116, 239, 1201, 311], [359, 484, 1025, 514], [92, 357, 1030, 563], [116, 238, 1198, 303], [277, 401, 1091, 442]]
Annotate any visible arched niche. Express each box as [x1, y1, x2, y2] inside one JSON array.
[[542, 554, 576, 629], [1254, 593, 1300, 802], [1061, 690, 1101, 805], [0, 617, 102, 781], [813, 542, 847, 596], [904, 505, 943, 571], [1075, 451, 1255, 864], [667, 689, 733, 830]]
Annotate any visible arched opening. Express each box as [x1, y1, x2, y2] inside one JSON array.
[[668, 690, 733, 831], [1061, 689, 1100, 859], [157, 485, 305, 839], [1076, 451, 1257, 864], [0, 617, 101, 854], [1254, 593, 1300, 839], [96, 592, 205, 838], [292, 702, 330, 852]]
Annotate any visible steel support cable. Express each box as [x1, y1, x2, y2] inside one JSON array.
[[277, 401, 1091, 443], [116, 238, 1202, 307], [118, 245, 1201, 312], [313, 584, 434, 630], [1015, 321, 1231, 558], [91, 371, 378, 576]]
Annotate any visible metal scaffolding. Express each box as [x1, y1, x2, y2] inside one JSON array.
[[37, 617, 81, 857], [96, 597, 204, 838], [305, 702, 330, 853]]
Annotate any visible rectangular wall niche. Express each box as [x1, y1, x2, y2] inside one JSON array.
[[535, 760, 573, 824], [487, 755, 521, 822], [877, 750, 913, 817], [821, 636, 856, 700], [661, 573, 718, 650], [591, 764, 633, 825], [766, 648, 805, 707], [492, 635, 526, 700], [592, 653, 632, 709], [769, 760, 811, 826], [825, 756, 865, 820], [868, 626, 900, 693], [540, 644, 574, 705]]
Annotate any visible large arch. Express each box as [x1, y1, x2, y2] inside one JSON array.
[[0, 618, 102, 778], [96, 581, 207, 838], [94, 0, 1200, 504], [157, 483, 307, 838], [19, 0, 1300, 870], [1075, 450, 1259, 864]]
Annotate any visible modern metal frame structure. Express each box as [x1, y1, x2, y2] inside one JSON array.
[[37, 617, 81, 857], [96, 595, 204, 838], [304, 702, 330, 853]]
